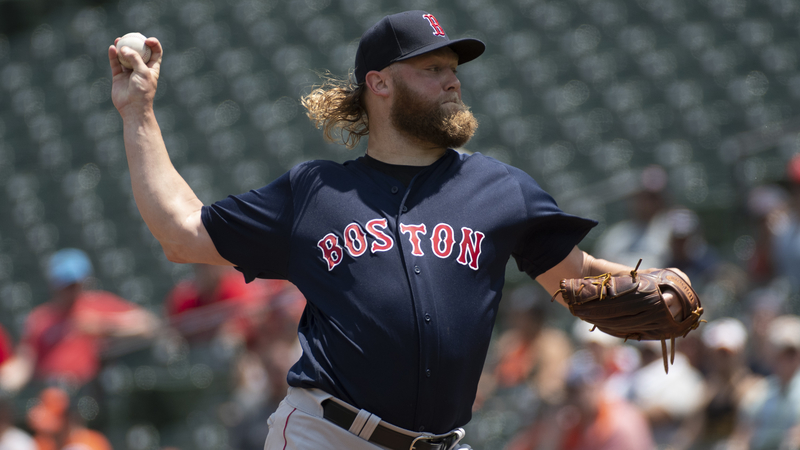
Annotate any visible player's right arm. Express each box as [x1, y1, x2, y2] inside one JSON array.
[[108, 37, 230, 266]]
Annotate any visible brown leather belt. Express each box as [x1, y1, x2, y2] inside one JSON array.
[[321, 399, 459, 450]]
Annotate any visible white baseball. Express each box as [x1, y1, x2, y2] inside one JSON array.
[[116, 32, 151, 69]]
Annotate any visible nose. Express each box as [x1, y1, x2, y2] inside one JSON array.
[[445, 68, 461, 93]]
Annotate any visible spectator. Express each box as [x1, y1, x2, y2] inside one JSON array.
[[475, 285, 572, 407], [0, 397, 35, 450], [0, 326, 11, 369], [468, 285, 573, 449], [0, 324, 18, 393], [594, 165, 674, 269], [744, 287, 789, 377], [27, 387, 111, 450], [224, 283, 305, 449], [771, 155, 800, 293], [188, 272, 304, 450], [165, 264, 300, 343], [664, 208, 720, 291], [627, 340, 705, 447], [733, 315, 800, 450], [745, 185, 788, 284], [166, 264, 255, 317], [505, 350, 655, 450], [166, 263, 259, 341], [670, 318, 762, 450], [571, 318, 636, 386], [8, 248, 159, 391]]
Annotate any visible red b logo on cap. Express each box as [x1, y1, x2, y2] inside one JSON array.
[[422, 14, 446, 37]]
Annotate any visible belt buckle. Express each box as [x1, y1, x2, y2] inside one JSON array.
[[409, 429, 462, 450], [409, 435, 442, 450]]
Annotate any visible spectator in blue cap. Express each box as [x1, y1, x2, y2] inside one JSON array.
[[46, 248, 94, 290], [4, 248, 159, 391]]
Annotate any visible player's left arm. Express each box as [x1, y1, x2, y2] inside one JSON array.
[[536, 246, 686, 319], [535, 246, 630, 304]]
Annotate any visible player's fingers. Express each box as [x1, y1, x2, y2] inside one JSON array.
[[143, 37, 163, 76], [108, 44, 125, 76], [144, 37, 163, 64], [662, 290, 683, 320], [120, 45, 148, 72]]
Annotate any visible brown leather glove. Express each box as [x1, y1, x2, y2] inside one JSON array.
[[553, 265, 704, 373]]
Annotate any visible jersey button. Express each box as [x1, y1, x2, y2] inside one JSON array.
[[424, 314, 431, 323], [414, 266, 421, 274], [401, 205, 408, 213], [391, 186, 399, 194], [425, 369, 431, 377]]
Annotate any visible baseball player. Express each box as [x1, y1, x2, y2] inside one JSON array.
[[108, 10, 696, 450]]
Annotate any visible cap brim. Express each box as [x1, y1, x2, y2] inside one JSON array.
[[393, 37, 485, 66]]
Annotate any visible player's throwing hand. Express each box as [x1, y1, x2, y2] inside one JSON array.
[[108, 36, 162, 118]]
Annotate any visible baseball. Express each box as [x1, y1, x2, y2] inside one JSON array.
[[116, 32, 151, 69]]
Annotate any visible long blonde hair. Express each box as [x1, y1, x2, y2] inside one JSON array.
[[301, 72, 368, 149]]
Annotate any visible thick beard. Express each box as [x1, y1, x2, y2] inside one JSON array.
[[390, 79, 478, 149]]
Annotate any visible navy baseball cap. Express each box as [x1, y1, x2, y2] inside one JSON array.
[[354, 11, 485, 84], [47, 248, 93, 289]]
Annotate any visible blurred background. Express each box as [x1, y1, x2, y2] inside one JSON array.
[[1, 0, 800, 449]]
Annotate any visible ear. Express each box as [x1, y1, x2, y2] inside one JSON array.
[[364, 70, 391, 98]]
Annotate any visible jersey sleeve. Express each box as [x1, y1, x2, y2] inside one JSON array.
[[201, 172, 294, 282], [507, 166, 597, 279]]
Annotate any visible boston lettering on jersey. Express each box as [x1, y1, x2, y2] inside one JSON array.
[[317, 218, 485, 271]]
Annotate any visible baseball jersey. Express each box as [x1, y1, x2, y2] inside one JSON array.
[[202, 149, 596, 433]]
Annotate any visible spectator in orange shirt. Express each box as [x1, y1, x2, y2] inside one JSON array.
[[0, 395, 36, 450], [473, 285, 572, 413], [6, 248, 159, 391], [506, 350, 656, 450], [27, 387, 111, 450]]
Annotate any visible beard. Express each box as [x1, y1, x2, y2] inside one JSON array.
[[389, 78, 478, 149]]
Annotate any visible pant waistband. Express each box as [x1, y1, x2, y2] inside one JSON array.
[[321, 399, 464, 450], [285, 387, 464, 450]]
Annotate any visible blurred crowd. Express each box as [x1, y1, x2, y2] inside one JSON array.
[[0, 247, 305, 450], [466, 157, 800, 450], [3, 157, 800, 449]]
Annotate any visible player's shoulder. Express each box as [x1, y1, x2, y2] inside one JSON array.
[[286, 159, 352, 181], [291, 159, 343, 170], [458, 151, 540, 186], [459, 150, 519, 170]]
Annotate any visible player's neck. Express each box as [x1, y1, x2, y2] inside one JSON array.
[[366, 129, 446, 166]]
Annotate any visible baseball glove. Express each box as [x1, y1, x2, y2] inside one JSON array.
[[552, 262, 704, 373]]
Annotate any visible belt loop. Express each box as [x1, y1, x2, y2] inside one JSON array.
[[348, 409, 372, 435], [446, 428, 466, 450], [358, 413, 382, 440]]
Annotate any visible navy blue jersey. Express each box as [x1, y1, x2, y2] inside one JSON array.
[[201, 149, 596, 433]]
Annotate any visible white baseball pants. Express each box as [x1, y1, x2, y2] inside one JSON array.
[[263, 387, 466, 450]]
